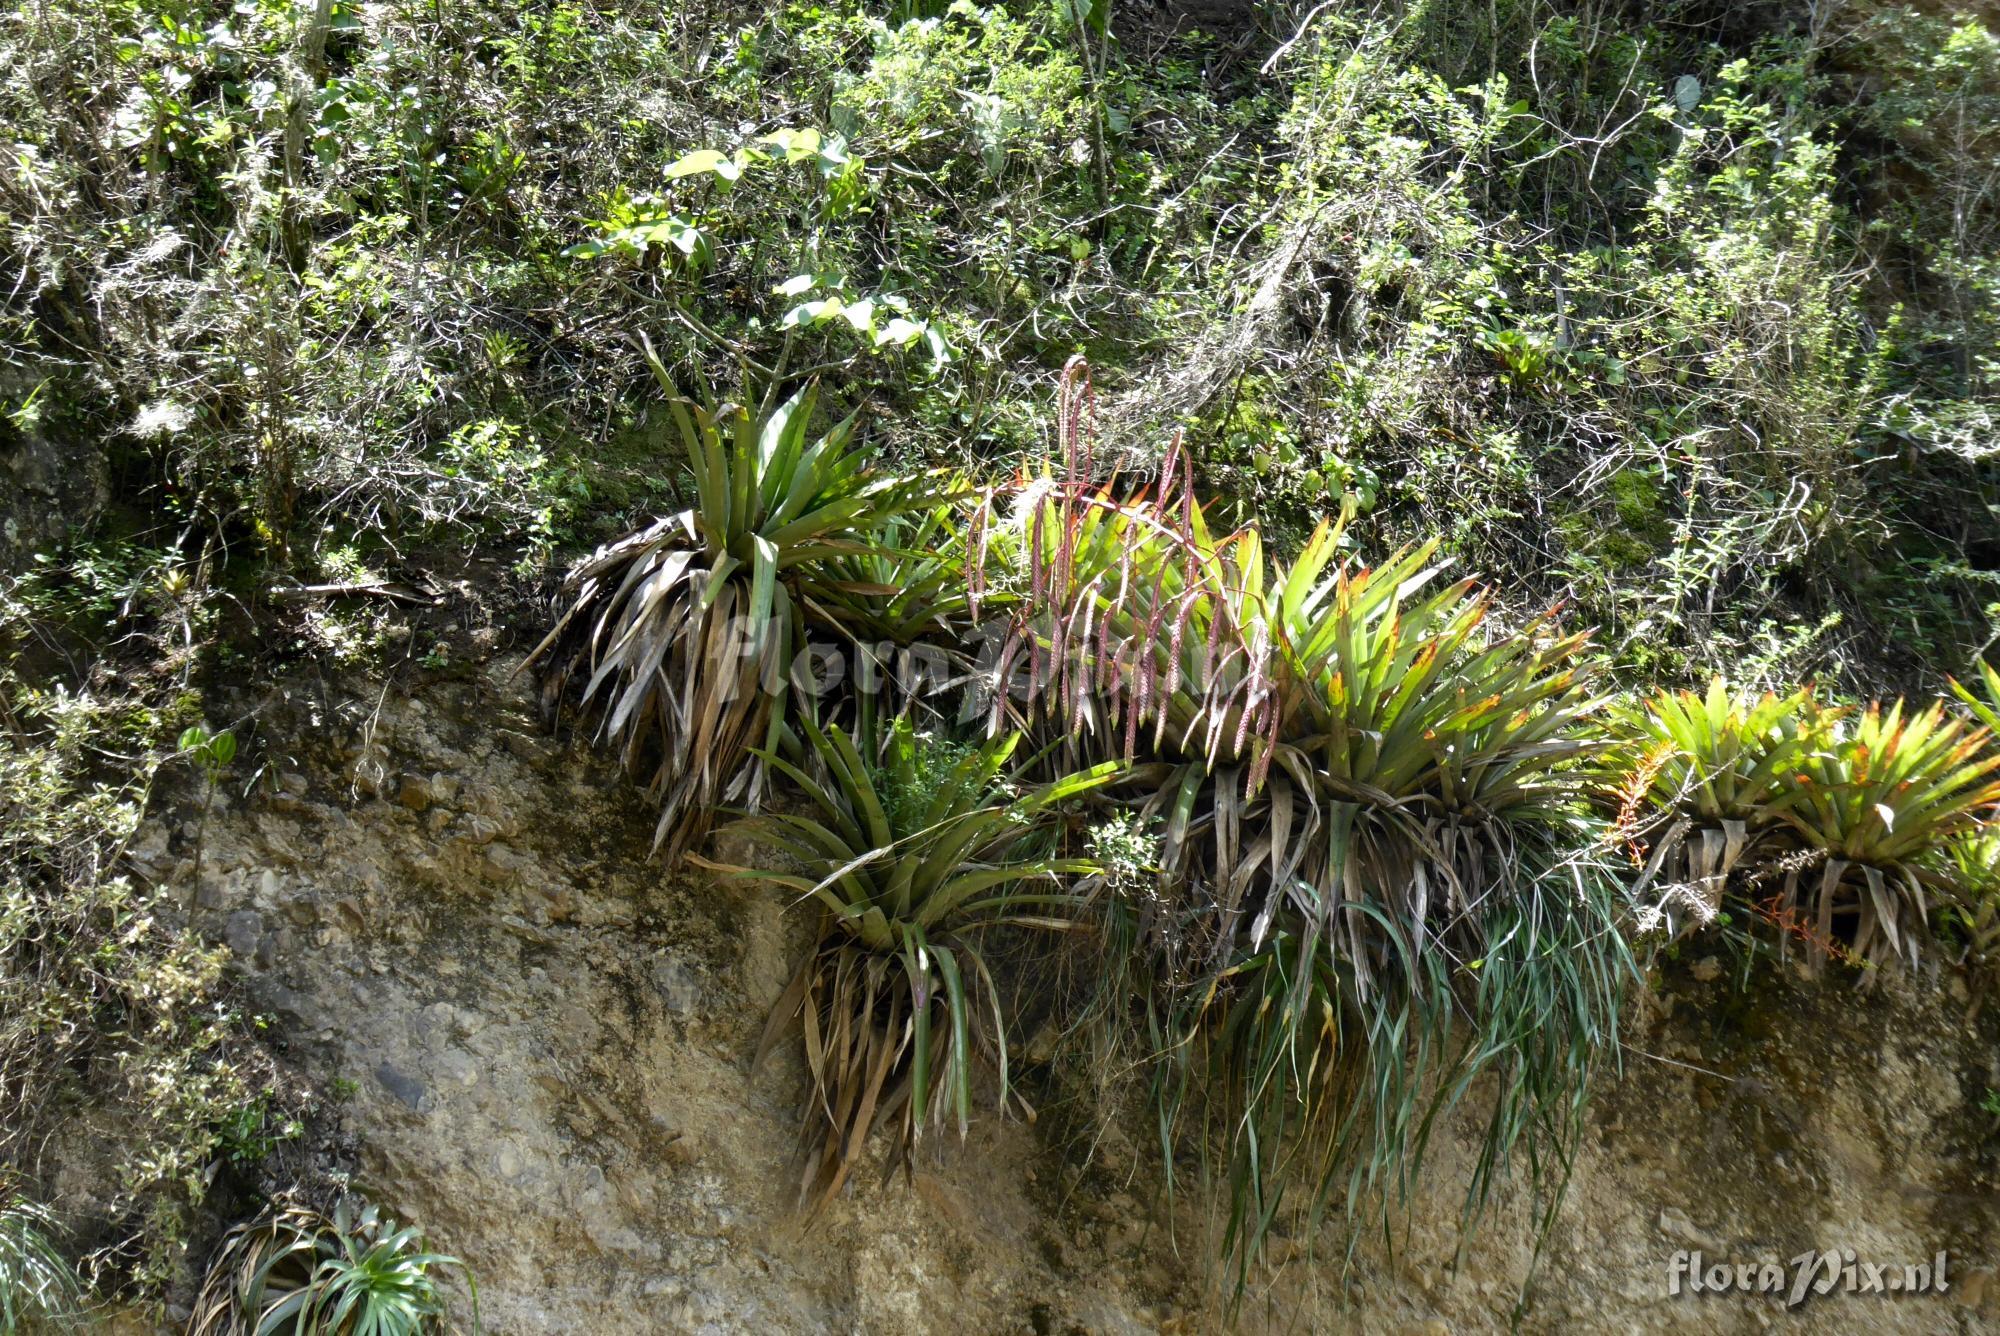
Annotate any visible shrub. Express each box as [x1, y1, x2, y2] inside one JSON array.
[[0, 674, 268, 1292]]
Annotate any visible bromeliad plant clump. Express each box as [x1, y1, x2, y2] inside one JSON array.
[[986, 366, 1628, 1277], [536, 356, 2000, 1297], [1934, 825, 2000, 1013], [695, 717, 1117, 1209], [1612, 681, 2000, 974], [1609, 681, 1827, 934], [189, 1199, 478, 1336], [525, 349, 959, 858], [1788, 701, 2000, 969]]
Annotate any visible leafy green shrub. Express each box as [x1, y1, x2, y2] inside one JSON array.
[[695, 716, 1116, 1208], [1860, 13, 2000, 457], [0, 674, 269, 1292], [190, 1200, 477, 1336], [832, 3, 1085, 182]]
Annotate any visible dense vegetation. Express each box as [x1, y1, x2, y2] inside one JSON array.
[[3, 0, 2000, 1325], [533, 362, 2000, 1298]]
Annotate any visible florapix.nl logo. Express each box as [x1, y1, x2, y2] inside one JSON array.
[[1669, 1249, 1951, 1308]]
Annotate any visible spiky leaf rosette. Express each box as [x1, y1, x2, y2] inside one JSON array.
[[1606, 680, 1829, 933], [1950, 657, 2000, 735], [1932, 825, 2000, 1012], [189, 1204, 323, 1336], [988, 362, 1618, 1280], [190, 1199, 476, 1336], [801, 503, 995, 742], [1013, 497, 1602, 965], [528, 370, 958, 860], [0, 1193, 84, 1334], [1780, 700, 2000, 972], [1614, 683, 2000, 972], [696, 717, 1116, 1210], [1128, 532, 1616, 1283]]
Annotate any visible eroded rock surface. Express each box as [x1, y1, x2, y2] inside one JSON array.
[[127, 638, 2000, 1334]]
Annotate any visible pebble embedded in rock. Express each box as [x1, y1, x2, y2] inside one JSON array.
[[375, 1060, 426, 1110], [1656, 1204, 1724, 1254], [397, 774, 432, 811], [222, 909, 264, 958]]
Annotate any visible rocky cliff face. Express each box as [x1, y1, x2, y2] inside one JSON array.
[[122, 620, 2000, 1334]]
